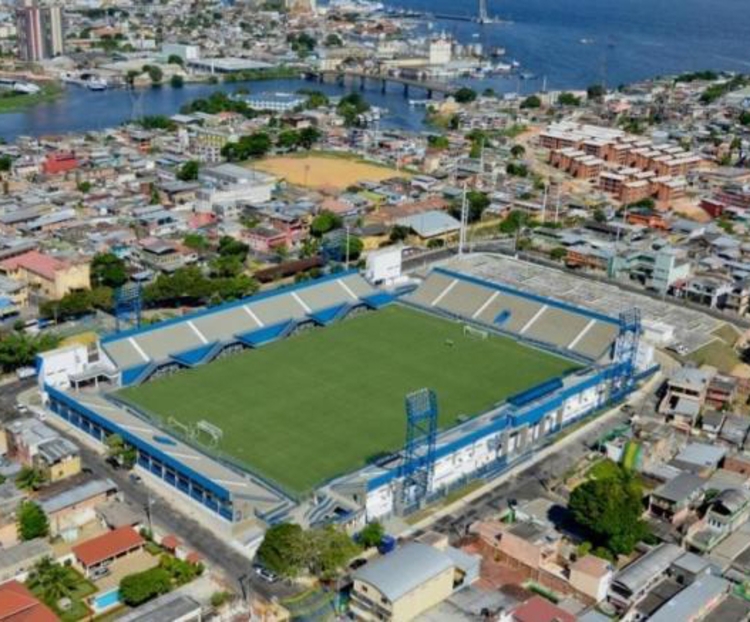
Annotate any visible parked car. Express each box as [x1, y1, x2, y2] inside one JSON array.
[[253, 565, 278, 583]]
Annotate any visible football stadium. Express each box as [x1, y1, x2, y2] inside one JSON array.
[[36, 261, 655, 528]]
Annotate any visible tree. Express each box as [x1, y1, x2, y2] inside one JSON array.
[[308, 526, 360, 580], [506, 161, 529, 177], [218, 236, 249, 260], [324, 33, 343, 47], [499, 210, 528, 235], [510, 144, 526, 159], [520, 95, 542, 109], [587, 84, 606, 101], [592, 207, 607, 223], [341, 235, 364, 262], [454, 87, 478, 104], [120, 567, 172, 606], [183, 233, 209, 251], [337, 93, 370, 127], [449, 190, 491, 223], [569, 465, 649, 557], [170, 74, 184, 88], [277, 129, 300, 151], [0, 155, 12, 172], [311, 211, 343, 237], [17, 501, 49, 541], [177, 160, 200, 181], [145, 65, 163, 84], [428, 135, 450, 151], [558, 92, 581, 106], [550, 247, 567, 261], [300, 90, 329, 109], [298, 126, 322, 149], [0, 332, 61, 372], [105, 433, 136, 469], [358, 522, 384, 548], [389, 225, 410, 242], [15, 466, 47, 491], [221, 132, 272, 161], [92, 252, 127, 288], [740, 110, 750, 126], [257, 523, 309, 578], [27, 558, 77, 605], [167, 54, 184, 65]]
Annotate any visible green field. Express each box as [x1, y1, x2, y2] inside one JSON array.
[[118, 305, 578, 495]]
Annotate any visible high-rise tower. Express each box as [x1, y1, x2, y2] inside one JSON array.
[[478, 0, 489, 23]]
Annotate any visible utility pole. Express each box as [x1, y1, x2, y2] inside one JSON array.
[[458, 182, 469, 255], [345, 225, 351, 269]]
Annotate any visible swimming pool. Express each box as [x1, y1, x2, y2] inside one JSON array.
[[91, 588, 121, 612]]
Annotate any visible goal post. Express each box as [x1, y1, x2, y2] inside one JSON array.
[[463, 325, 489, 340], [195, 420, 224, 447]]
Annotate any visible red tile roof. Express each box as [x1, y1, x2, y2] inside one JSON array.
[[72, 526, 144, 568], [186, 551, 202, 564], [0, 580, 58, 622], [161, 535, 180, 550], [513, 596, 577, 622], [0, 251, 68, 281]]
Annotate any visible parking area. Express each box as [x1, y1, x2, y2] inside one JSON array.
[[93, 550, 160, 592]]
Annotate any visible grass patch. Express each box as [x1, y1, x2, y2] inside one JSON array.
[[688, 339, 739, 374], [0, 82, 62, 113], [119, 305, 578, 496], [30, 567, 95, 622]]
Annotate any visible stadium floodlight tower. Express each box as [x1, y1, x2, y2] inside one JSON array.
[[400, 388, 439, 511], [114, 283, 143, 332], [608, 308, 642, 401]]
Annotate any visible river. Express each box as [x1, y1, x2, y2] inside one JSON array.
[[2, 0, 749, 140]]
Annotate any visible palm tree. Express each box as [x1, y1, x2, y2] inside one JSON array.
[[28, 557, 77, 605], [15, 467, 46, 491]]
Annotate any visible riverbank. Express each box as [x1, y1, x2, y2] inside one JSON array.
[[0, 81, 63, 114]]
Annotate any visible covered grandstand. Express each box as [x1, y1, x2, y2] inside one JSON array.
[[405, 267, 621, 361], [98, 272, 390, 386]]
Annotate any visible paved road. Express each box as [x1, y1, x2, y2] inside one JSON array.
[[0, 380, 291, 601]]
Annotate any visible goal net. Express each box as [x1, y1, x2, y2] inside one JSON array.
[[463, 325, 489, 340]]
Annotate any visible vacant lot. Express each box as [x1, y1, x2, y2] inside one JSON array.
[[251, 153, 401, 190], [119, 305, 578, 495]]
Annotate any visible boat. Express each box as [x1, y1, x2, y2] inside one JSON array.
[[12, 81, 41, 95], [87, 78, 108, 91], [519, 71, 537, 80], [579, 38, 595, 45]]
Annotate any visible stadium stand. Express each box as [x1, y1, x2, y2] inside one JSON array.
[[100, 271, 380, 381], [407, 268, 620, 360], [523, 307, 591, 349]]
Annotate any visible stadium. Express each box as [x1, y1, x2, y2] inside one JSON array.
[[36, 260, 655, 530]]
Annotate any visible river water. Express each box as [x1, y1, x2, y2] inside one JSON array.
[[2, 0, 749, 139]]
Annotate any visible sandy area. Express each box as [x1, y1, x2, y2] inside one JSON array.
[[251, 154, 402, 191]]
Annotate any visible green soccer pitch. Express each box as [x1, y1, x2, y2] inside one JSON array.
[[117, 305, 579, 496]]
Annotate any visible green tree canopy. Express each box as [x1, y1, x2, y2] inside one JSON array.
[[17, 501, 49, 541], [15, 466, 47, 491], [177, 160, 200, 181], [120, 567, 172, 606], [92, 252, 128, 288], [558, 92, 582, 106], [587, 84, 606, 101], [520, 95, 542, 109], [569, 465, 649, 557], [454, 87, 478, 104], [311, 211, 343, 237], [221, 132, 272, 161], [27, 558, 78, 605], [0, 332, 62, 372], [257, 523, 309, 578], [358, 521, 385, 548]]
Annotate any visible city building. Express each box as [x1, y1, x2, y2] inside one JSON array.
[[0, 580, 57, 622], [4, 418, 81, 483], [0, 250, 90, 301], [15, 0, 64, 62], [71, 526, 145, 578], [350, 541, 479, 621]]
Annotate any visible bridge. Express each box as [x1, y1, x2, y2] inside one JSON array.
[[310, 70, 457, 98]]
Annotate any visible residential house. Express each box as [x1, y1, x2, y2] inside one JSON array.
[[660, 368, 713, 430], [0, 250, 90, 301], [686, 488, 750, 553], [71, 526, 145, 578], [607, 544, 684, 611], [648, 472, 705, 525], [4, 418, 80, 483], [0, 539, 53, 583], [39, 478, 118, 537], [350, 541, 479, 622], [0, 580, 57, 622]]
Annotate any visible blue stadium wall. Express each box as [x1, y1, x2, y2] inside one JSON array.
[[44, 385, 237, 521]]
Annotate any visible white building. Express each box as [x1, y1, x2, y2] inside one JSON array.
[[429, 35, 452, 66]]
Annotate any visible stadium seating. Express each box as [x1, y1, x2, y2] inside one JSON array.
[[101, 272, 379, 376], [409, 269, 620, 361]]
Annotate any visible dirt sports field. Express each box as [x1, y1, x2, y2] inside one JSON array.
[[251, 153, 403, 190]]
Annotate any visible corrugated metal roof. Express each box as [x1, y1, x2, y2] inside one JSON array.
[[353, 543, 454, 602]]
